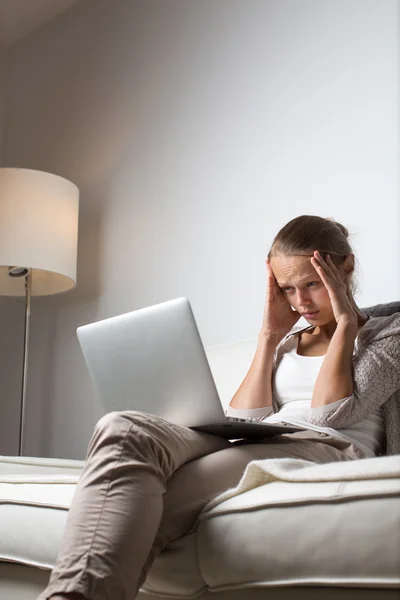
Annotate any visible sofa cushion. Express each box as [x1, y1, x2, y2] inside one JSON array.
[[197, 455, 400, 592], [0, 456, 83, 569], [0, 455, 208, 597], [1, 454, 399, 597]]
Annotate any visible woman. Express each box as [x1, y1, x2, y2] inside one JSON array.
[[41, 215, 400, 600]]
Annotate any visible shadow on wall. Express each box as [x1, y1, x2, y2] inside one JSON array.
[[61, 184, 107, 311], [23, 297, 58, 457], [27, 190, 107, 456], [0, 297, 25, 455]]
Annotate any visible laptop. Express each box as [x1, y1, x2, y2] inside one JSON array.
[[76, 297, 306, 439]]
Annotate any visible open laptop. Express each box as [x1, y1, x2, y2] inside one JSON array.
[[76, 297, 306, 439]]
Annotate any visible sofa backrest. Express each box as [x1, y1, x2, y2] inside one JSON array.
[[205, 301, 400, 409], [362, 301, 400, 317]]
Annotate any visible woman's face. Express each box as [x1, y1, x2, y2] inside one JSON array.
[[270, 253, 340, 324]]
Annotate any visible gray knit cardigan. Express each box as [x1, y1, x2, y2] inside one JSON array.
[[278, 306, 400, 456], [231, 302, 400, 456]]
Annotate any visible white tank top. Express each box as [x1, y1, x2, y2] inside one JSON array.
[[263, 335, 385, 458]]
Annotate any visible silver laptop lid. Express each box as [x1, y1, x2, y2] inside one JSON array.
[[77, 297, 226, 427]]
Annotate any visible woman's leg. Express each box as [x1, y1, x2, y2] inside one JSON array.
[[37, 410, 231, 600], [39, 413, 360, 600], [136, 427, 362, 594]]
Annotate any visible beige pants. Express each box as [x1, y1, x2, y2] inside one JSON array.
[[38, 410, 364, 600]]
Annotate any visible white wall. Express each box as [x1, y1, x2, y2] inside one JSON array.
[[1, 0, 399, 459]]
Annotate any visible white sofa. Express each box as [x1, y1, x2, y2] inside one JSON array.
[[1, 302, 400, 600]]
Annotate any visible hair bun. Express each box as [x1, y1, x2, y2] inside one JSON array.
[[336, 223, 349, 238], [326, 217, 349, 238]]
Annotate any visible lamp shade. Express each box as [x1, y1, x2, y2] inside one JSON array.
[[0, 168, 79, 297]]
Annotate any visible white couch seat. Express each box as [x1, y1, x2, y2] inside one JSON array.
[[1, 454, 399, 598]]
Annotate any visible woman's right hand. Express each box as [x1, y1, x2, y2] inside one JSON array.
[[260, 259, 301, 340]]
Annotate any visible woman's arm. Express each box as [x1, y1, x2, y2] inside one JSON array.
[[311, 319, 358, 408], [308, 314, 400, 429], [226, 332, 282, 419]]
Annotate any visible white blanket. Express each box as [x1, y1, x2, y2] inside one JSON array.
[[202, 454, 400, 513]]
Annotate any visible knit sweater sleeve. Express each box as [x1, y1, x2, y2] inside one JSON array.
[[307, 314, 400, 429]]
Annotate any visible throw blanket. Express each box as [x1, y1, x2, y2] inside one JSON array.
[[202, 455, 400, 513]]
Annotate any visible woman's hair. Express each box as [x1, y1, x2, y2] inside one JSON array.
[[267, 215, 359, 296]]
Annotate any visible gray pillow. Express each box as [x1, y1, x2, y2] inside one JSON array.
[[362, 301, 400, 317]]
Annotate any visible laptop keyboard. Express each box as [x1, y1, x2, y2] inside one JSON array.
[[227, 416, 266, 423], [227, 416, 294, 426]]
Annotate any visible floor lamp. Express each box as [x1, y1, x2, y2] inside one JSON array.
[[0, 168, 79, 456]]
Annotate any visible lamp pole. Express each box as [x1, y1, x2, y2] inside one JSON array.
[[19, 271, 32, 456], [8, 267, 32, 456]]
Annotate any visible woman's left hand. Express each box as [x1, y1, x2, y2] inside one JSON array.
[[311, 251, 358, 326]]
